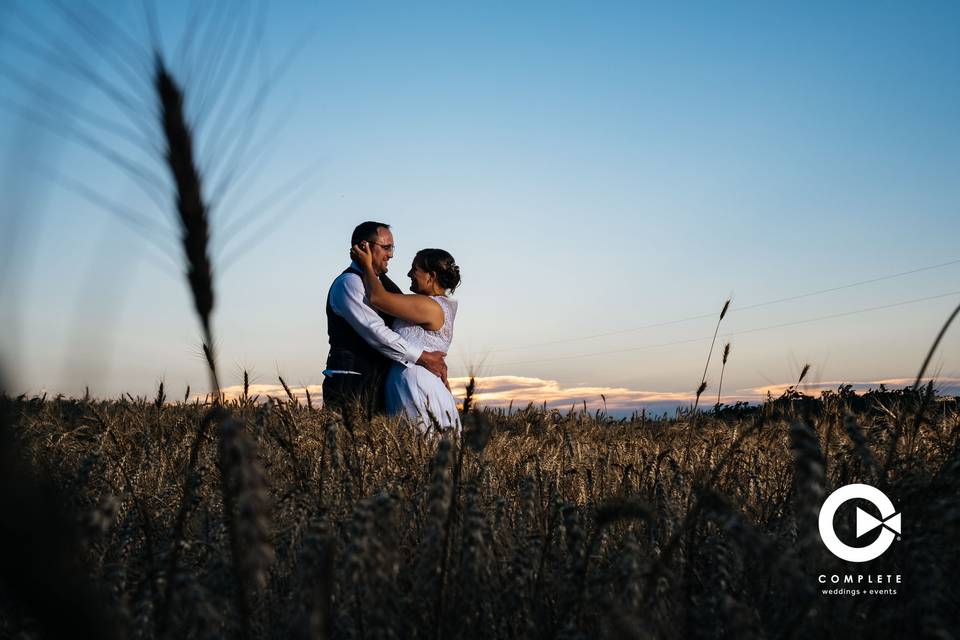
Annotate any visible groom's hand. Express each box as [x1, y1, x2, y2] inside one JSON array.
[[417, 350, 447, 381]]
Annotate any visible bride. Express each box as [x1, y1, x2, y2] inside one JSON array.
[[350, 242, 462, 432]]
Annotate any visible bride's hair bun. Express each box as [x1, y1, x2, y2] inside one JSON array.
[[414, 248, 461, 293]]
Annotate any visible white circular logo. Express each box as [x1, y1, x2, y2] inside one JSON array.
[[818, 483, 901, 563]]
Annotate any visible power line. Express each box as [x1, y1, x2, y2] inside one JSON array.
[[479, 257, 960, 354], [455, 288, 960, 371]]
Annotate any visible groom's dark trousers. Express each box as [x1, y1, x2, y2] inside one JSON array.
[[321, 372, 381, 421], [322, 267, 403, 420]]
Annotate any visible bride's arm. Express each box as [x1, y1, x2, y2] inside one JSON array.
[[352, 243, 444, 330]]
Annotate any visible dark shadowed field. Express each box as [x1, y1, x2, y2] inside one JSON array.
[[1, 387, 957, 639]]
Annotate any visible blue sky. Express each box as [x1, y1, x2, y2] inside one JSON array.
[[1, 1, 959, 410]]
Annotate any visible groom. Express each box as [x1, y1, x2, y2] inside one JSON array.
[[322, 221, 447, 417]]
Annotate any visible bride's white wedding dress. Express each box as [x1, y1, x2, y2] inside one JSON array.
[[385, 295, 460, 432]]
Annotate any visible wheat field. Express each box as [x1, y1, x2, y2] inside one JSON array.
[[1, 385, 957, 639]]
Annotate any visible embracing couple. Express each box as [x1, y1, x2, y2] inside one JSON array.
[[321, 221, 461, 432]]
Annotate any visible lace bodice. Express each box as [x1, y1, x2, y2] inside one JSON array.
[[394, 295, 457, 353]]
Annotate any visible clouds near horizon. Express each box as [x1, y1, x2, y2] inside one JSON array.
[[211, 374, 960, 414]]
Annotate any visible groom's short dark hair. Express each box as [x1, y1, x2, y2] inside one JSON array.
[[352, 221, 390, 245]]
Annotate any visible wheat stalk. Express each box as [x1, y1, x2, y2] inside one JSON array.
[[155, 55, 220, 397], [715, 342, 731, 410], [693, 298, 730, 414], [218, 415, 274, 639]]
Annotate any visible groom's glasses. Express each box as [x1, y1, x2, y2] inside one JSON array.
[[370, 242, 395, 252]]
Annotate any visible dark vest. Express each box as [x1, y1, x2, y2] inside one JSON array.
[[325, 267, 404, 376]]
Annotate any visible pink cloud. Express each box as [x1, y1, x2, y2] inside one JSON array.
[[211, 375, 959, 413], [447, 375, 702, 411], [215, 376, 705, 412], [746, 376, 960, 398]]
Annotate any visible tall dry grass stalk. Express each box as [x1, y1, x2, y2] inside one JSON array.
[[461, 376, 476, 416], [882, 298, 960, 482], [715, 341, 731, 409], [155, 55, 220, 397], [694, 298, 730, 413], [788, 419, 824, 555], [156, 405, 222, 636], [279, 375, 296, 405], [218, 415, 274, 639]]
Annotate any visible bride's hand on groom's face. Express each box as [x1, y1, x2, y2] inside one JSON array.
[[350, 242, 373, 269]]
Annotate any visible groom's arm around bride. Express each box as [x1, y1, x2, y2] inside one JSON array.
[[322, 221, 446, 418]]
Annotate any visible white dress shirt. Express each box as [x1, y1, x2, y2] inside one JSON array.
[[324, 262, 422, 375]]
